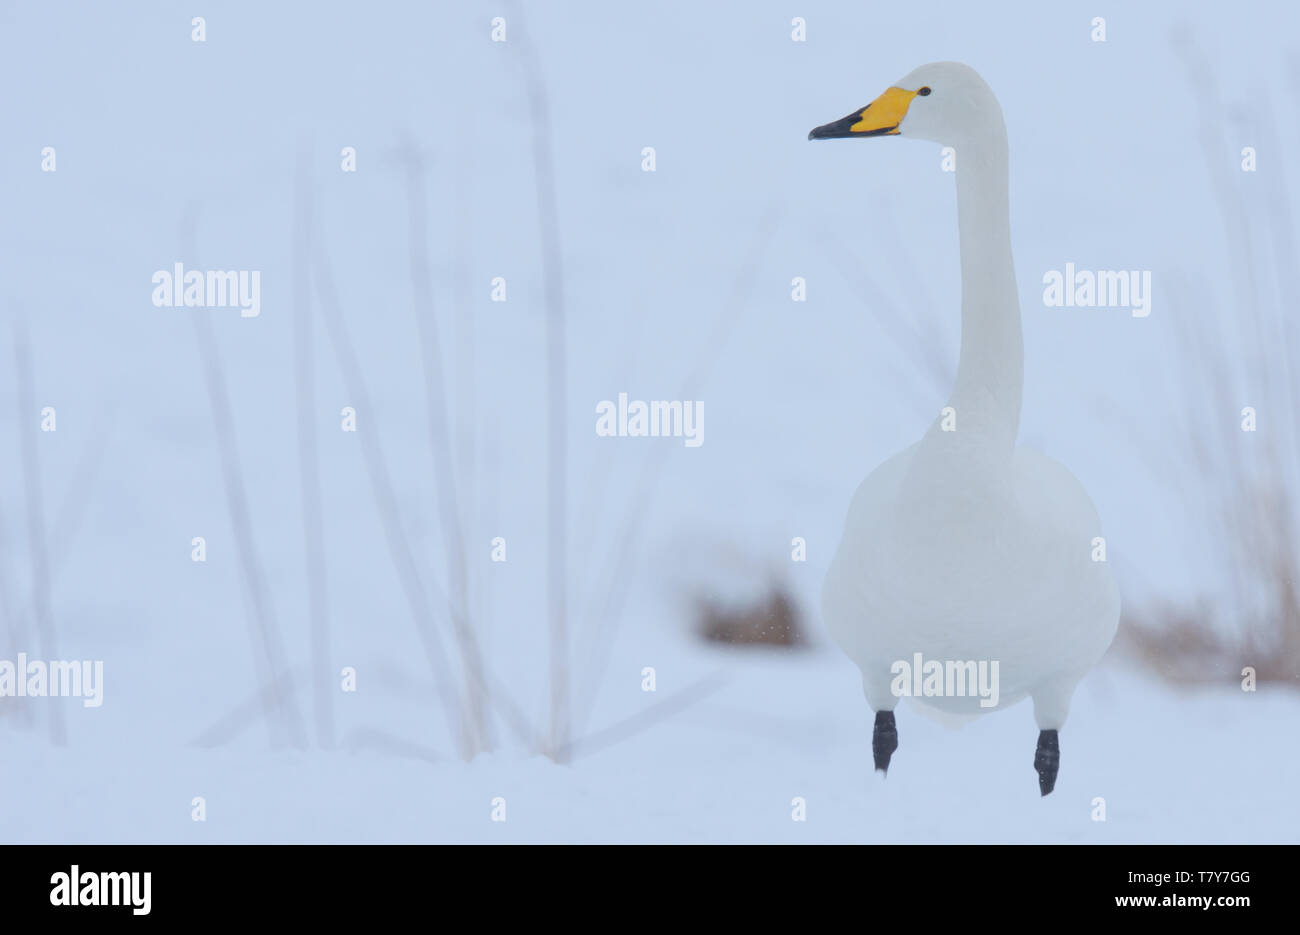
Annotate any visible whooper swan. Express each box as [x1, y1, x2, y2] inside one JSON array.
[[811, 62, 1119, 796]]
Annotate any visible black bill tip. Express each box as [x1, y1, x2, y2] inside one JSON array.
[[809, 110, 896, 140]]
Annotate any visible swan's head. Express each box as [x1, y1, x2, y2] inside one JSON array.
[[808, 62, 1001, 149]]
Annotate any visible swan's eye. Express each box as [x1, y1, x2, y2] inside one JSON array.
[[917, 86, 932, 96]]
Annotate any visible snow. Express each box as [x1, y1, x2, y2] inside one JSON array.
[[2, 653, 1294, 843]]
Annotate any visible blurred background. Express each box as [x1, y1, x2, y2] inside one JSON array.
[[0, 0, 1295, 842]]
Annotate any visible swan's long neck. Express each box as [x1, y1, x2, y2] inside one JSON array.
[[947, 126, 1022, 452]]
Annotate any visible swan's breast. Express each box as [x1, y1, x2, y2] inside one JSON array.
[[821, 444, 1119, 679]]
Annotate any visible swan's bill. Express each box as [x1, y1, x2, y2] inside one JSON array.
[[808, 85, 925, 140]]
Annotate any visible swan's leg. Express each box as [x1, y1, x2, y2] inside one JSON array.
[[872, 710, 899, 774], [1033, 729, 1059, 796], [862, 675, 899, 774], [1030, 677, 1077, 796]]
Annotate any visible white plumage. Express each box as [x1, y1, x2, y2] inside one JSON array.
[[812, 63, 1119, 788]]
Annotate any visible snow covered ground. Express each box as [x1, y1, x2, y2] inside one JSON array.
[[3, 651, 1295, 843], [0, 1, 1296, 843]]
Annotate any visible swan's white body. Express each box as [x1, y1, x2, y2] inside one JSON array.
[[817, 63, 1119, 731]]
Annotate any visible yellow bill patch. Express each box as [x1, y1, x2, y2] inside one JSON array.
[[849, 86, 920, 135]]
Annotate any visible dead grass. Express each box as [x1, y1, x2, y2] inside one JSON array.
[[695, 584, 808, 648], [1118, 34, 1300, 688]]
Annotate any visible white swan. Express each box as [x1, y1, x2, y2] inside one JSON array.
[[811, 63, 1119, 795]]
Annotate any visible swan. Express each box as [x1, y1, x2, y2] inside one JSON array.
[[811, 63, 1119, 796]]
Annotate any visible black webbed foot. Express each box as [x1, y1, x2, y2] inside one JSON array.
[[1034, 729, 1059, 796], [873, 710, 899, 774]]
